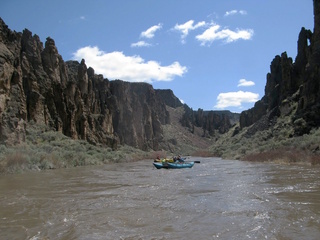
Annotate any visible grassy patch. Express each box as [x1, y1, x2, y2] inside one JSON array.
[[0, 123, 162, 174]]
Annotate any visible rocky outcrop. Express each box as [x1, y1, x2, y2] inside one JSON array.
[[0, 19, 27, 145], [180, 105, 236, 136], [239, 0, 320, 136], [155, 89, 183, 108], [0, 19, 117, 147], [194, 109, 232, 135], [312, 0, 320, 65]]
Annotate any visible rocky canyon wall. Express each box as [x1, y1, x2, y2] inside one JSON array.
[[0, 18, 170, 150], [239, 0, 320, 136]]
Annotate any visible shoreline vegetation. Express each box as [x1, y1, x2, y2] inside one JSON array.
[[1, 144, 318, 175], [1, 128, 319, 175], [1, 111, 320, 175], [208, 108, 320, 167]]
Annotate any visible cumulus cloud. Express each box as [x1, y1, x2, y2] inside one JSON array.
[[224, 10, 247, 17], [131, 41, 152, 48], [237, 78, 255, 87], [214, 91, 259, 109], [140, 24, 162, 39], [72, 46, 187, 82], [196, 24, 254, 45], [173, 20, 206, 43]]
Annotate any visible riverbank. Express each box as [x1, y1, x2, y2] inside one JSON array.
[[241, 148, 320, 165], [0, 127, 163, 174], [0, 143, 147, 175], [2, 111, 320, 175], [209, 118, 320, 165], [1, 140, 318, 175]]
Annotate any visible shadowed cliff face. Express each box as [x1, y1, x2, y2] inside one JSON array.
[[239, 0, 320, 136], [179, 104, 237, 137], [155, 89, 183, 108], [108, 80, 169, 150]]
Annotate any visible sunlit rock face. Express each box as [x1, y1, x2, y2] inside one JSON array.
[[0, 18, 171, 150]]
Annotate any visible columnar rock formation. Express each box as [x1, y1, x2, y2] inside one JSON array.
[[180, 105, 236, 136], [108, 80, 170, 150], [240, 0, 320, 136], [0, 20, 117, 147]]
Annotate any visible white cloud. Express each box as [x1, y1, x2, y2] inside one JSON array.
[[224, 10, 238, 17], [224, 10, 247, 17], [214, 91, 259, 109], [196, 24, 254, 45], [131, 41, 151, 48], [140, 24, 162, 39], [173, 20, 206, 43], [239, 10, 247, 15], [237, 78, 255, 87], [72, 46, 187, 82]]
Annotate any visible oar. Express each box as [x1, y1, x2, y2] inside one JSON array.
[[183, 156, 200, 163], [182, 157, 200, 163], [186, 157, 200, 163]]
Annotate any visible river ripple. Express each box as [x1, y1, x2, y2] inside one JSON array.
[[0, 157, 320, 240]]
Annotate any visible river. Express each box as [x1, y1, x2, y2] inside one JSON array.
[[0, 157, 320, 240]]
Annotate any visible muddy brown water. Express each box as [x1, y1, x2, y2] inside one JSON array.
[[0, 157, 320, 240]]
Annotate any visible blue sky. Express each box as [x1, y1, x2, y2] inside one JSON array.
[[0, 0, 314, 113]]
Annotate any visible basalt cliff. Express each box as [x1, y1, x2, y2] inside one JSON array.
[[211, 0, 320, 161], [239, 0, 320, 135], [0, 17, 233, 154]]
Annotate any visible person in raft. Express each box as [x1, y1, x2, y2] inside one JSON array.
[[175, 155, 185, 163]]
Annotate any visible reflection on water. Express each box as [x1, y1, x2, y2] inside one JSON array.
[[0, 158, 320, 239]]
